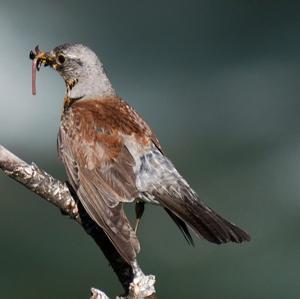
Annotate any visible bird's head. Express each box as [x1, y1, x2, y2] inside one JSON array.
[[30, 43, 115, 99]]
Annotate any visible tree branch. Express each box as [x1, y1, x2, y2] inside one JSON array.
[[0, 145, 157, 299]]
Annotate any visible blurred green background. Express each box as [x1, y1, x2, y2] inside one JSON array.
[[1, 1, 300, 298]]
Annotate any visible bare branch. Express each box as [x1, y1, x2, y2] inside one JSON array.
[[0, 145, 79, 218], [0, 145, 157, 299]]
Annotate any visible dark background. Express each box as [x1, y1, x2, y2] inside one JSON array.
[[1, 1, 300, 298]]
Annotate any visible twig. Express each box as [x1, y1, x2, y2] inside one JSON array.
[[0, 145, 157, 299]]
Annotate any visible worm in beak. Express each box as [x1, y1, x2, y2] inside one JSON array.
[[29, 45, 54, 95]]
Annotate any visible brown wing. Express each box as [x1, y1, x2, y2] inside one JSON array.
[[57, 97, 149, 263]]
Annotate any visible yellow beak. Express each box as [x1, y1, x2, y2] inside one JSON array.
[[30, 46, 57, 70]]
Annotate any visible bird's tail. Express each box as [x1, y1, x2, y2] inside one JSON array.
[[156, 181, 250, 244]]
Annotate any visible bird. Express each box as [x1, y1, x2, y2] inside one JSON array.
[[30, 43, 250, 265]]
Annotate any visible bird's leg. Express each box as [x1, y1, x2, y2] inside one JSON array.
[[134, 201, 145, 233]]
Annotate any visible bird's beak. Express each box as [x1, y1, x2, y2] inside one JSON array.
[[29, 45, 57, 70]]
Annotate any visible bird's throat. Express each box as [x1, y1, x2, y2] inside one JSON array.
[[62, 78, 82, 111], [63, 96, 79, 111]]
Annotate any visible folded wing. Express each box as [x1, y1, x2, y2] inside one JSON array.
[[58, 101, 141, 263]]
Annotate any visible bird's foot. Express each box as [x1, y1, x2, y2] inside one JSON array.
[[128, 273, 156, 299], [128, 260, 156, 299], [90, 288, 110, 299]]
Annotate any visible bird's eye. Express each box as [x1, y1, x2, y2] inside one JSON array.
[[57, 54, 65, 64]]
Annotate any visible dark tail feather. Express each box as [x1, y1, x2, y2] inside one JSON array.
[[184, 198, 251, 244], [164, 208, 194, 246], [214, 213, 251, 243], [155, 186, 250, 245]]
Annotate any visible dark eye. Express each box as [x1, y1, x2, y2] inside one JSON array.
[[57, 54, 65, 64]]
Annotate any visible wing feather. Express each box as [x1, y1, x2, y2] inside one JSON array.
[[58, 100, 142, 263]]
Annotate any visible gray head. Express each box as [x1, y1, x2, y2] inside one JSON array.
[[41, 43, 115, 99]]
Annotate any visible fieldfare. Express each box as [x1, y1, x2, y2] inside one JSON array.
[[30, 43, 250, 267]]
